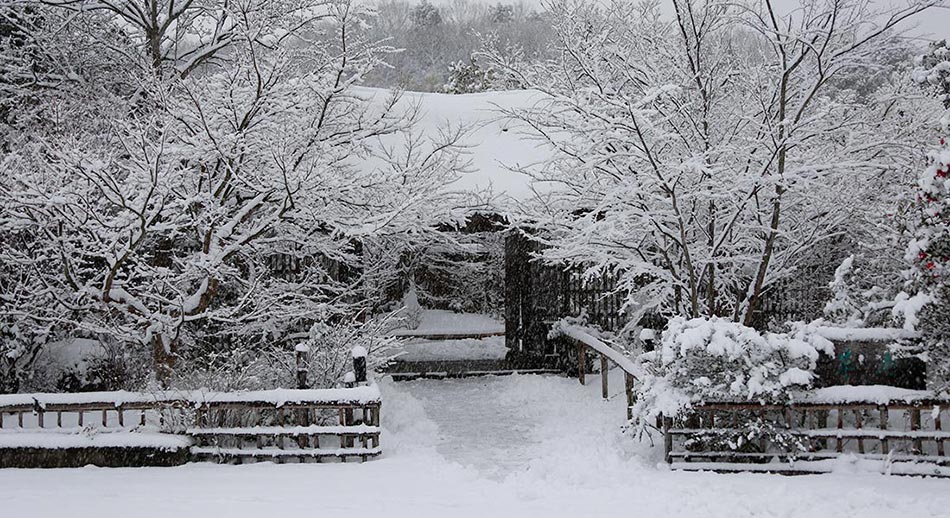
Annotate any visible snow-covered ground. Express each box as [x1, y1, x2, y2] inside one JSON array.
[[391, 336, 508, 362], [2, 371, 949, 517]]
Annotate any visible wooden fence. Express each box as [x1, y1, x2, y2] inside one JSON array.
[[0, 387, 381, 467], [663, 397, 950, 476], [553, 320, 949, 477], [0, 350, 382, 468]]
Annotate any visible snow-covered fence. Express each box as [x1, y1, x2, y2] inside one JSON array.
[[664, 387, 950, 476], [187, 386, 381, 464], [0, 385, 382, 468], [551, 321, 645, 421]]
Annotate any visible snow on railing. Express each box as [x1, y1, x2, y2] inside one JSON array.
[[551, 320, 645, 422]]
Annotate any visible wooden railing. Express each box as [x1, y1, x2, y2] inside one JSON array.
[[664, 396, 950, 476], [552, 322, 644, 421]]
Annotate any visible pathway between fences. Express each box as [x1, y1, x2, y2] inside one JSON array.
[[401, 377, 542, 480]]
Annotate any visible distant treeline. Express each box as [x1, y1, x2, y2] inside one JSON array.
[[358, 0, 551, 92]]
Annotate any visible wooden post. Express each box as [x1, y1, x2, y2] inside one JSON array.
[[342, 373, 357, 448], [624, 372, 635, 422], [836, 407, 843, 453], [806, 409, 815, 452], [935, 406, 945, 457], [880, 406, 889, 455], [295, 344, 309, 389], [911, 407, 922, 454], [600, 354, 609, 400], [352, 347, 368, 385], [854, 409, 864, 454], [577, 343, 587, 385], [663, 416, 673, 464]]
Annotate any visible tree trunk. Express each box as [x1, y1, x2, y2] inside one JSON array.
[[151, 334, 178, 387], [743, 185, 785, 326]]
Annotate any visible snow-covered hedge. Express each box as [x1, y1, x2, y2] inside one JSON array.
[[633, 317, 835, 426]]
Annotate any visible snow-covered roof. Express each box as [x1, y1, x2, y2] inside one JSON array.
[[352, 87, 553, 203]]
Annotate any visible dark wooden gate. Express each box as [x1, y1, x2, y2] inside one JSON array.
[[504, 231, 625, 367]]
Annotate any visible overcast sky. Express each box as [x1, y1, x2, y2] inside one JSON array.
[[905, 5, 950, 41], [418, 0, 950, 44]]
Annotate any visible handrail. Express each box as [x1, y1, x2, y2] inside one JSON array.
[[552, 322, 646, 379], [550, 320, 643, 421]]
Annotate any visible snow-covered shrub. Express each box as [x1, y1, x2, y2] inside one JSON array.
[[170, 318, 398, 391], [633, 317, 834, 426], [682, 417, 809, 461]]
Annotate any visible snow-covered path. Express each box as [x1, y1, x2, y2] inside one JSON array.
[[2, 373, 950, 518], [399, 377, 544, 479]]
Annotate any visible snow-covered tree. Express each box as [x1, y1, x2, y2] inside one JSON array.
[[485, 0, 936, 328], [443, 56, 496, 94], [0, 0, 465, 385], [914, 39, 950, 109], [903, 133, 950, 391]]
